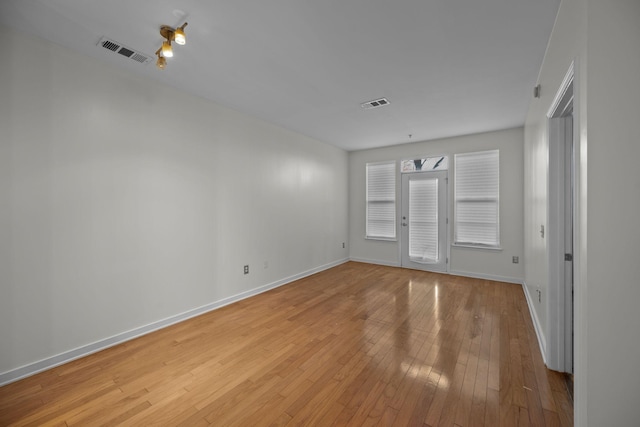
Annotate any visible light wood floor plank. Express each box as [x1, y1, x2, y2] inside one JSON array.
[[0, 262, 573, 426]]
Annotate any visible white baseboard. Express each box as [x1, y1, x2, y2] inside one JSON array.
[[0, 258, 349, 386], [521, 281, 548, 365], [448, 269, 523, 285], [348, 260, 523, 286], [349, 257, 400, 267]]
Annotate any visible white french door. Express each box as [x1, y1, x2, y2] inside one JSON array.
[[401, 171, 448, 272]]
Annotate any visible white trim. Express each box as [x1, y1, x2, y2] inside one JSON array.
[[0, 258, 349, 386], [547, 61, 575, 119], [348, 259, 522, 286], [448, 269, 522, 285], [522, 281, 548, 365], [451, 243, 502, 251], [364, 236, 397, 242], [349, 257, 400, 267], [571, 58, 586, 427]]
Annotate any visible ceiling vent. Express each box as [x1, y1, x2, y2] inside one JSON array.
[[360, 98, 391, 110], [97, 37, 152, 64]]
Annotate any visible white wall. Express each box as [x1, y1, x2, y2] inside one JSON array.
[[585, 0, 640, 425], [523, 0, 587, 371], [349, 128, 524, 283], [524, 0, 640, 424], [0, 28, 349, 381]]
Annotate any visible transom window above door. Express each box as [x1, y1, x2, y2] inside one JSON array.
[[401, 156, 449, 173]]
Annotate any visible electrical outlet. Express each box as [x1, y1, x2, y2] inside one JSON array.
[[537, 289, 542, 303], [244, 265, 249, 275], [512, 256, 519, 264], [342, 242, 345, 248]]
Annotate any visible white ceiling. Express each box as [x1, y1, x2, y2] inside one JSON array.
[[0, 0, 560, 151]]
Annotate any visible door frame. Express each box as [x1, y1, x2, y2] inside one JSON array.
[[399, 170, 449, 273], [547, 62, 575, 373]]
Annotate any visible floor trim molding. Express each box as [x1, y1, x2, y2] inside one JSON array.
[[448, 269, 522, 285], [522, 281, 548, 365], [0, 258, 349, 386], [349, 257, 400, 268]]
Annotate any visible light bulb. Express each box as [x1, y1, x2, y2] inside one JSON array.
[[174, 28, 186, 45], [162, 40, 173, 58], [156, 56, 166, 70]]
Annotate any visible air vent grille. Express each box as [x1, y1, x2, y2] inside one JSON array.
[[101, 40, 119, 52], [130, 53, 148, 63], [361, 98, 391, 110], [97, 37, 152, 65], [117, 47, 135, 58]]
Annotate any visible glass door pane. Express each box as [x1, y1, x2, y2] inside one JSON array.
[[409, 178, 438, 263]]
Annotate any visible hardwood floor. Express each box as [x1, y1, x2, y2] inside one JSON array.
[[0, 262, 573, 426]]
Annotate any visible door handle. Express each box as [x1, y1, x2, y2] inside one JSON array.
[[402, 223, 407, 226]]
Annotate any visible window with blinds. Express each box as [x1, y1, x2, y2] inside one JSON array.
[[366, 162, 396, 240], [454, 150, 500, 247]]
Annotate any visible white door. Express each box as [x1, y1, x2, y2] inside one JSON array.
[[547, 66, 574, 374], [401, 171, 448, 272], [563, 115, 574, 373]]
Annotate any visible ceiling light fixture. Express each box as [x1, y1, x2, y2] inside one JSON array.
[[156, 22, 188, 70]]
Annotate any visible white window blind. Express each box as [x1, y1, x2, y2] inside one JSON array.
[[454, 150, 500, 247], [409, 178, 438, 262], [366, 162, 396, 240]]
